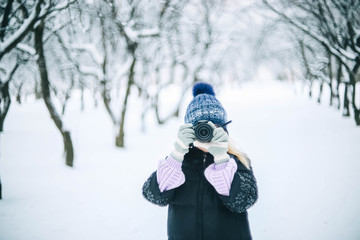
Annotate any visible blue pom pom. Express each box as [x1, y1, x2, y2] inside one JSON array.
[[192, 82, 215, 97]]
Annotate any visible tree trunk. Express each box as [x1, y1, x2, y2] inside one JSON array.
[[0, 81, 11, 132], [352, 85, 360, 125], [34, 21, 74, 167], [299, 40, 314, 99], [63, 131, 74, 166], [101, 80, 117, 125], [328, 80, 333, 106], [0, 0, 14, 41], [343, 83, 350, 117], [61, 93, 70, 115], [335, 61, 342, 110], [328, 53, 334, 106], [99, 17, 117, 126], [115, 57, 136, 148], [317, 81, 323, 103], [35, 80, 42, 99], [0, 62, 18, 132], [0, 108, 3, 198], [350, 61, 360, 125]]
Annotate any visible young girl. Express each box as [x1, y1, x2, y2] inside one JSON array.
[[142, 82, 258, 240]]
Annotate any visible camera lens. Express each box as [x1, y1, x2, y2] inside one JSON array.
[[200, 129, 208, 136], [194, 122, 213, 142]]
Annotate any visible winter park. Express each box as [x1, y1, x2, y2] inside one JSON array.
[[1, 1, 360, 240]]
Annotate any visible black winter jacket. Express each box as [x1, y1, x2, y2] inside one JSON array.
[[142, 147, 258, 240]]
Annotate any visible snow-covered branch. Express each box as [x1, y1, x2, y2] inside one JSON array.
[[16, 43, 36, 56], [78, 65, 104, 80], [39, 0, 77, 20], [137, 28, 160, 38], [263, 0, 357, 70], [72, 43, 104, 66], [0, 0, 43, 60], [0, 61, 19, 84], [43, 20, 74, 43]]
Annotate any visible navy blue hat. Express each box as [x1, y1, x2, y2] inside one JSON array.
[[184, 82, 227, 126]]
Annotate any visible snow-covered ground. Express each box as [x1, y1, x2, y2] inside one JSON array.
[[1, 79, 360, 240]]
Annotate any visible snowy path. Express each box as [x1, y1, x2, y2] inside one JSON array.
[[1, 80, 360, 240]]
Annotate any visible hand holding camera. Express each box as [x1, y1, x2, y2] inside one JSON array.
[[170, 124, 196, 162], [170, 121, 231, 164], [193, 121, 231, 164], [207, 124, 230, 164]]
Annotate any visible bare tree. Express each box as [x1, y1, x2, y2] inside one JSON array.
[[263, 0, 360, 124], [138, 0, 250, 128], [34, 19, 74, 166], [0, 0, 267, 173], [0, 1, 45, 130], [0, 0, 44, 60], [0, 61, 19, 131], [0, 0, 77, 168]]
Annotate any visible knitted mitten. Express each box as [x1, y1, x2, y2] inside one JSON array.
[[170, 124, 195, 162], [207, 122, 230, 164], [156, 124, 195, 192]]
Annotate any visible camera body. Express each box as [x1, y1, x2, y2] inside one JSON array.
[[193, 120, 214, 143]]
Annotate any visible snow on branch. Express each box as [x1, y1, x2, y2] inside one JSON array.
[[39, 0, 77, 19], [16, 43, 36, 56], [0, 61, 19, 84], [44, 20, 74, 43], [123, 25, 139, 43], [72, 43, 104, 66], [137, 27, 160, 38], [0, 0, 43, 60], [263, 0, 357, 69], [120, 21, 159, 44], [127, 26, 160, 40], [78, 65, 104, 81]]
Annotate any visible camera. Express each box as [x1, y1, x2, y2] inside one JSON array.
[[193, 120, 214, 143]]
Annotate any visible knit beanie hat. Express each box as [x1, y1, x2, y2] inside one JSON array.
[[184, 82, 227, 126]]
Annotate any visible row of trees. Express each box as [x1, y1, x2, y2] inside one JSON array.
[[0, 0, 254, 171], [2, 1, 357, 199], [262, 0, 360, 124]]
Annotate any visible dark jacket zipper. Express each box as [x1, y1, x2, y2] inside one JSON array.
[[197, 153, 207, 240]]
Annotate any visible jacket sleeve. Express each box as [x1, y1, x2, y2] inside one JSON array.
[[142, 171, 176, 206], [204, 157, 237, 196], [218, 159, 258, 213], [157, 156, 185, 192]]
